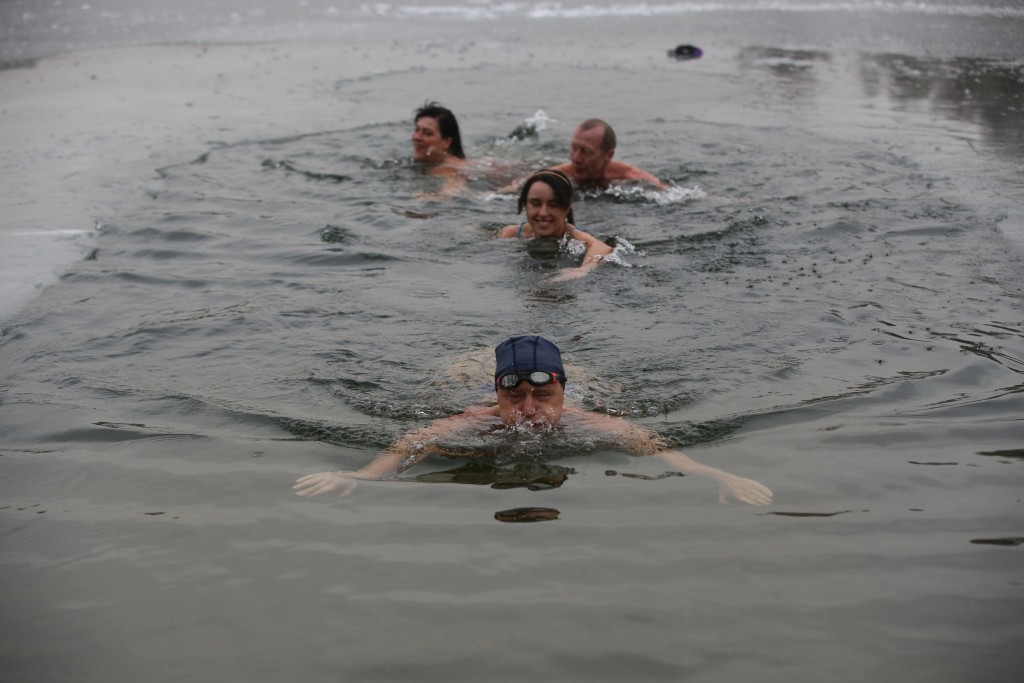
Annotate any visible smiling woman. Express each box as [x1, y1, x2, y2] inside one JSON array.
[[411, 101, 465, 164], [497, 169, 612, 281]]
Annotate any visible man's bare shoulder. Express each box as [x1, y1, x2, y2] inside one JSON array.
[[606, 160, 665, 187], [408, 406, 500, 436], [561, 406, 667, 455], [462, 405, 501, 418], [562, 406, 625, 428]]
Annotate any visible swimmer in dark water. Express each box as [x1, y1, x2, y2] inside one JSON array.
[[411, 101, 467, 196], [294, 336, 773, 505], [551, 118, 666, 190], [496, 169, 612, 282]]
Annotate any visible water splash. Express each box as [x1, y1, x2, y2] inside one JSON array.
[[602, 183, 707, 205]]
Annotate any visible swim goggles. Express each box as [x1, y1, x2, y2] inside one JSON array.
[[496, 371, 562, 390]]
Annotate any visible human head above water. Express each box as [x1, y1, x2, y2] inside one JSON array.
[[516, 169, 576, 227], [494, 335, 567, 427], [578, 118, 617, 153], [494, 336, 567, 385], [568, 118, 618, 185], [413, 101, 465, 159]]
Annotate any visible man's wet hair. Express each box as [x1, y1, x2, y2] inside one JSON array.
[[578, 118, 616, 152], [517, 169, 576, 226], [414, 101, 466, 159]]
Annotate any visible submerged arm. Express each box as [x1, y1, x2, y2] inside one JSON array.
[[416, 162, 469, 199], [566, 408, 772, 505], [547, 226, 614, 282], [293, 407, 500, 497], [648, 449, 772, 506], [436, 169, 468, 198]]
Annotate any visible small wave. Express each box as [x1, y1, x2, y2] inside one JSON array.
[[289, 251, 401, 267], [261, 158, 350, 184], [318, 225, 355, 244], [600, 236, 643, 268], [45, 423, 207, 444], [602, 183, 706, 206], [495, 109, 561, 146], [11, 229, 95, 237]]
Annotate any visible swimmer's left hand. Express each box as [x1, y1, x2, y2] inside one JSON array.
[[293, 471, 365, 497], [545, 267, 589, 283], [717, 476, 773, 506]]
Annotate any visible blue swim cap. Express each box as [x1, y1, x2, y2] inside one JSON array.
[[494, 336, 566, 382]]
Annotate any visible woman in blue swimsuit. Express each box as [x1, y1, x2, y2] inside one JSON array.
[[496, 169, 613, 282]]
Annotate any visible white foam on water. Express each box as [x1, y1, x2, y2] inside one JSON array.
[[604, 183, 707, 205], [602, 236, 642, 268], [523, 109, 557, 131]]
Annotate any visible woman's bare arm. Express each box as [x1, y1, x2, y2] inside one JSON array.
[[547, 226, 613, 282]]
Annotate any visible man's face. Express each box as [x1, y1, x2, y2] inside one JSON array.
[[496, 379, 565, 428], [569, 125, 613, 183]]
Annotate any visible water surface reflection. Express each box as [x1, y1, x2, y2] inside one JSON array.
[[860, 53, 1024, 158], [739, 45, 1024, 159]]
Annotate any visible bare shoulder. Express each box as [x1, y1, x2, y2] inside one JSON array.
[[429, 166, 455, 178], [411, 406, 500, 438], [567, 224, 596, 240], [496, 224, 520, 238], [564, 407, 646, 433], [562, 407, 664, 454], [444, 155, 469, 169], [562, 406, 618, 427], [462, 405, 500, 417], [549, 162, 572, 174], [607, 160, 665, 187]]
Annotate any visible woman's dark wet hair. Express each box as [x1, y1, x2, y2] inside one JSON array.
[[517, 169, 576, 226], [414, 101, 465, 159]]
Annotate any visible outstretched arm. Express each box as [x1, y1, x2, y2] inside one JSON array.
[[292, 449, 406, 497], [565, 407, 772, 505], [648, 449, 773, 506], [547, 226, 614, 282], [294, 407, 500, 497]]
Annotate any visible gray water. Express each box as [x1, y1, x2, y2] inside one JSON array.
[[2, 2, 1023, 682]]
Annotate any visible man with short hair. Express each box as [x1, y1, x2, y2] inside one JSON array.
[[295, 336, 771, 505], [551, 118, 666, 189]]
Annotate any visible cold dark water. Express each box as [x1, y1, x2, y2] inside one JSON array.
[[2, 2, 1023, 682]]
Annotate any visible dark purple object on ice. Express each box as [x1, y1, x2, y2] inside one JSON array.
[[668, 44, 703, 60]]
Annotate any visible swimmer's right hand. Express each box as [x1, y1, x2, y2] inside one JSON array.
[[545, 267, 590, 283], [293, 471, 365, 497]]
